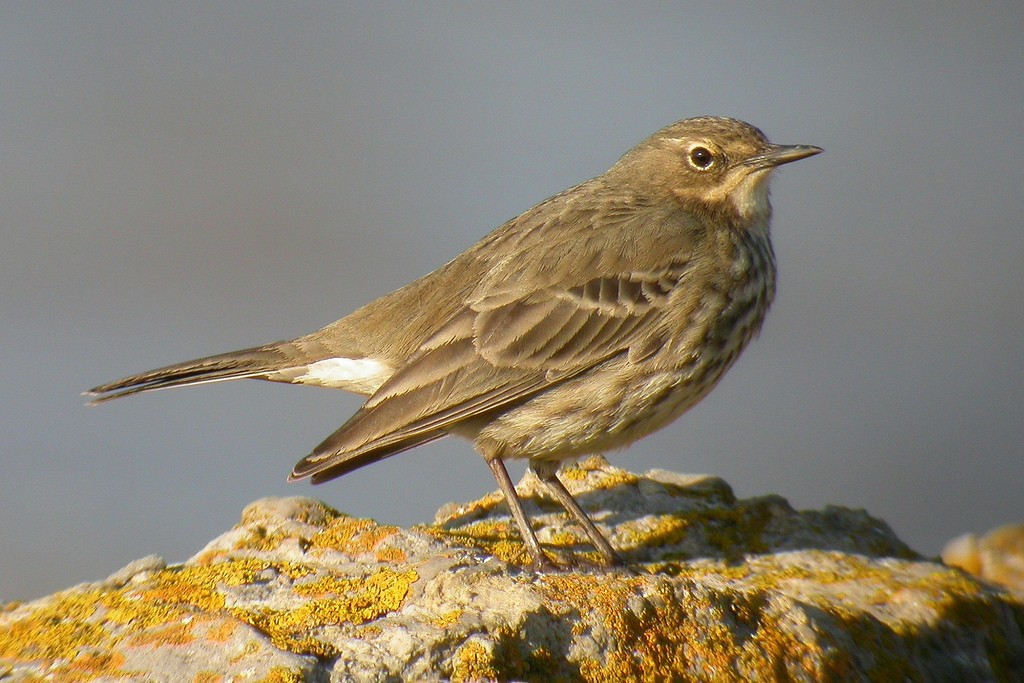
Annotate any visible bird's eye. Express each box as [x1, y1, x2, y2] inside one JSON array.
[[688, 146, 715, 170]]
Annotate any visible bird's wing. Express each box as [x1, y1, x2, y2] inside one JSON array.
[[291, 194, 698, 483]]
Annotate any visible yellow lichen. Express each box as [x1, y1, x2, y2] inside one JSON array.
[[561, 463, 640, 491], [258, 666, 307, 683], [5, 472, 1022, 682], [0, 554, 335, 678], [432, 609, 464, 629], [425, 520, 533, 566], [538, 572, 840, 682], [134, 559, 264, 614], [233, 568, 418, 655], [192, 672, 224, 683], [293, 573, 369, 599], [0, 591, 109, 661], [308, 515, 401, 555], [546, 529, 586, 548], [451, 639, 500, 683], [233, 525, 310, 554], [537, 557, 1024, 682], [621, 514, 692, 551]]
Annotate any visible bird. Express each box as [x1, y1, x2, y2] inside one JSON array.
[[86, 116, 821, 571]]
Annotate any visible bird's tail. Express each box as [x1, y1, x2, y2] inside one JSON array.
[[84, 342, 306, 405]]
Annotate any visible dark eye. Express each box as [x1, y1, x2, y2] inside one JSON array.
[[688, 146, 715, 170]]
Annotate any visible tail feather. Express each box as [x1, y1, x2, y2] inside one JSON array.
[[84, 342, 300, 405]]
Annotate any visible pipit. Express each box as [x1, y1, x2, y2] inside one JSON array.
[[87, 117, 821, 571]]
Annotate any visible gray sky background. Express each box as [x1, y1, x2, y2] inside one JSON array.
[[2, 3, 1021, 601]]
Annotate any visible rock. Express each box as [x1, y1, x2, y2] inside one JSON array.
[[943, 523, 1024, 594], [2, 457, 1022, 681]]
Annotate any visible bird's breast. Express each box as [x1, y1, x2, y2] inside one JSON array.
[[663, 229, 775, 381]]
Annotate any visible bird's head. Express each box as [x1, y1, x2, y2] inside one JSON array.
[[611, 116, 821, 225]]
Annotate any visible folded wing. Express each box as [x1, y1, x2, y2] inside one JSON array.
[[292, 198, 696, 483]]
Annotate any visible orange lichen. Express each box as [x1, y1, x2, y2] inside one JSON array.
[[125, 619, 197, 648], [205, 618, 240, 643], [65, 650, 131, 678], [374, 547, 408, 564]]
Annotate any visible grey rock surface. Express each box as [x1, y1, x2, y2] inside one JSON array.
[[2, 457, 1022, 682]]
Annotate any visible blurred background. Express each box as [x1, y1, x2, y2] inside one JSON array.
[[2, 3, 1021, 601]]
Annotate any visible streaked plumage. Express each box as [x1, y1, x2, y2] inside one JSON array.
[[87, 117, 820, 570]]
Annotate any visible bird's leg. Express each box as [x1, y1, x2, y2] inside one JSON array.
[[486, 457, 558, 572], [530, 460, 626, 567]]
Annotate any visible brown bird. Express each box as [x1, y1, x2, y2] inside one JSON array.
[[87, 117, 821, 571]]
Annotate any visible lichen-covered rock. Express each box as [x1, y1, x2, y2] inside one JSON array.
[[2, 457, 1022, 682], [943, 523, 1024, 595]]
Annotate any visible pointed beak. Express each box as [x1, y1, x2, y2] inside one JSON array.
[[742, 144, 823, 169]]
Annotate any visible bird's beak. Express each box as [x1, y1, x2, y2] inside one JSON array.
[[742, 144, 823, 169]]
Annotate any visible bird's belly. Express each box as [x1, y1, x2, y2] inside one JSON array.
[[471, 354, 730, 462], [471, 292, 768, 463]]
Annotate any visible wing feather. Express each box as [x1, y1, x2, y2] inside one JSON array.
[[292, 193, 700, 482]]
